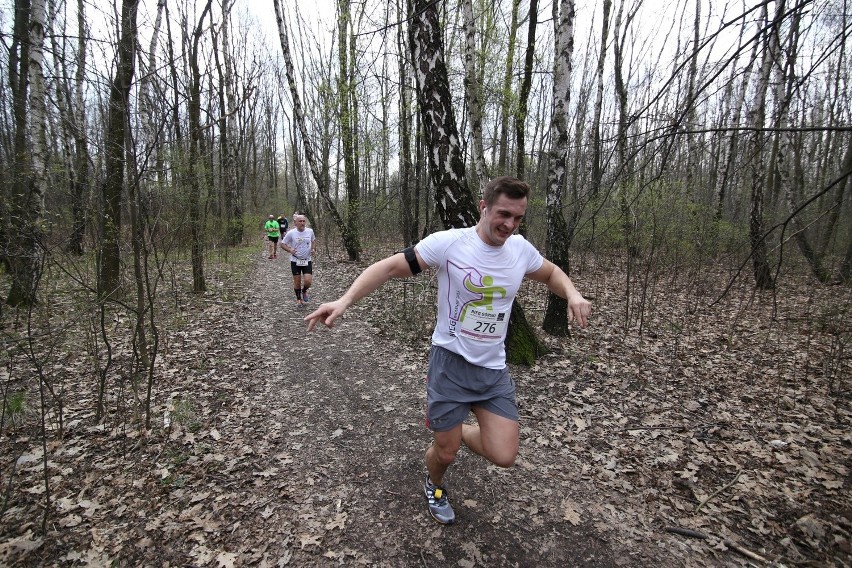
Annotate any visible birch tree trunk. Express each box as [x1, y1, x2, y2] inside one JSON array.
[[410, 0, 542, 364], [462, 0, 487, 189], [409, 0, 477, 228], [273, 0, 356, 257], [6, 0, 47, 307], [542, 0, 576, 337]]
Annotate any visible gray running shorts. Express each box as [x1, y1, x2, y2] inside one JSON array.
[[425, 345, 518, 432]]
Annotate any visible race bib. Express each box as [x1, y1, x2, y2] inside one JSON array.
[[295, 258, 309, 266], [459, 308, 507, 342]]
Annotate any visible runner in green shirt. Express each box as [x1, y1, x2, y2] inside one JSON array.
[[264, 215, 280, 259]]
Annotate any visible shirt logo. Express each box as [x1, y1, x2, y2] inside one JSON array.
[[446, 260, 506, 323]]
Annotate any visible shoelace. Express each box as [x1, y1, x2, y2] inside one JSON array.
[[427, 484, 446, 504]]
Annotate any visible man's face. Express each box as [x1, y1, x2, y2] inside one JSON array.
[[477, 194, 527, 247], [295, 216, 307, 230]]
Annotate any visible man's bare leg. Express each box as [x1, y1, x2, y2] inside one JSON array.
[[425, 425, 462, 486], [462, 408, 519, 468]]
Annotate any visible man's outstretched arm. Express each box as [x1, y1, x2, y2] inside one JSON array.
[[526, 259, 592, 328], [304, 250, 426, 330]]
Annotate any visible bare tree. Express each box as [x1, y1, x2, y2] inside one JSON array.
[[98, 0, 139, 298], [746, 1, 779, 290], [409, 0, 477, 228], [274, 0, 358, 259], [186, 0, 213, 293], [497, 0, 520, 173], [337, 0, 362, 260], [212, 0, 244, 246], [397, 0, 417, 246], [462, 0, 487, 189], [542, 0, 576, 337], [590, 0, 611, 204], [514, 0, 538, 180]]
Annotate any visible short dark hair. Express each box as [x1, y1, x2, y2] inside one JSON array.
[[482, 176, 530, 206]]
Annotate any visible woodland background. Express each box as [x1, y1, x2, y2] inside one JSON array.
[[0, 0, 849, 564]]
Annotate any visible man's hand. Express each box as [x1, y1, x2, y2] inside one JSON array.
[[304, 300, 348, 331], [567, 294, 592, 328]]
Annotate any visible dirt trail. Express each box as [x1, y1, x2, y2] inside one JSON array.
[[6, 246, 848, 566], [2, 251, 688, 566], [185, 253, 669, 567]]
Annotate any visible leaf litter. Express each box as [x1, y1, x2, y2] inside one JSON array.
[[0, 247, 849, 567]]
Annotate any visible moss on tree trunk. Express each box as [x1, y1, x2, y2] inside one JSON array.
[[505, 302, 548, 366]]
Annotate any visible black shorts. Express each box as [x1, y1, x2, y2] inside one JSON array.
[[268, 235, 279, 243], [290, 261, 313, 276]]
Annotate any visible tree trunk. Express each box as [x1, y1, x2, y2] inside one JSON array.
[[774, 6, 829, 282], [187, 0, 213, 293], [716, 26, 759, 222], [338, 0, 361, 260], [98, 0, 139, 299], [409, 0, 477, 228], [747, 2, 778, 291], [397, 0, 416, 246], [462, 0, 487, 189], [409, 0, 543, 364], [613, 0, 637, 261], [590, 0, 611, 203], [497, 0, 519, 173], [542, 0, 576, 337], [514, 0, 538, 180], [58, 0, 90, 256], [274, 0, 356, 257], [6, 0, 47, 307], [214, 1, 243, 246]]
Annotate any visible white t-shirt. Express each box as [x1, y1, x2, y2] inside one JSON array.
[[282, 228, 315, 262], [416, 227, 544, 369]]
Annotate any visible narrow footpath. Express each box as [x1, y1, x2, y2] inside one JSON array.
[[175, 252, 663, 567]]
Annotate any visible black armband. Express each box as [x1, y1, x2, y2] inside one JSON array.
[[402, 246, 422, 276]]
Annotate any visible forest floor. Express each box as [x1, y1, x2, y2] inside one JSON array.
[[0, 244, 850, 567]]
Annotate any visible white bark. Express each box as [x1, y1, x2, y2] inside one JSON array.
[[28, 0, 48, 213]]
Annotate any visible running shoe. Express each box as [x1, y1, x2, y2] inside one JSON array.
[[423, 474, 456, 524], [302, 291, 310, 303]]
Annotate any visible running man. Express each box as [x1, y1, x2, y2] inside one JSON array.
[[304, 176, 592, 524], [264, 214, 280, 259], [280, 214, 317, 307]]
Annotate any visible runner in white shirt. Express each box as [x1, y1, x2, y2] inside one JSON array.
[[304, 176, 592, 524], [280, 214, 317, 307]]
